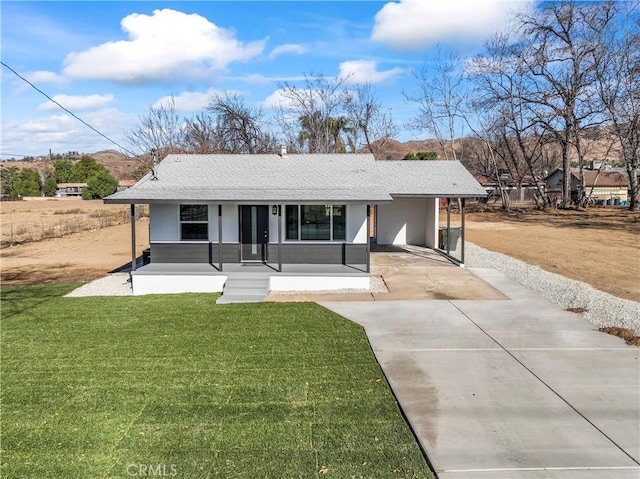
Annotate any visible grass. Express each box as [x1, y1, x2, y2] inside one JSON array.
[[1, 285, 433, 478]]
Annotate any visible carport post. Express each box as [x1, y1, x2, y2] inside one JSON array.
[[130, 204, 136, 272], [366, 205, 371, 273], [461, 198, 466, 265], [218, 205, 223, 271], [446, 198, 451, 256]]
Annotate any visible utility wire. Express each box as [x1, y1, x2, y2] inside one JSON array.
[[1, 61, 138, 157]]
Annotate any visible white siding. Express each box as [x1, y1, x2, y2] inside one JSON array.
[[425, 198, 438, 249], [209, 205, 219, 242], [269, 205, 281, 243], [376, 198, 428, 245], [347, 204, 368, 243], [149, 204, 179, 241], [221, 205, 238, 242]]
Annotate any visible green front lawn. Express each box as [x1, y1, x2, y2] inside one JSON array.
[[1, 285, 433, 478]]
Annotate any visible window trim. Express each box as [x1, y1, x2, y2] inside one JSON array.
[[285, 204, 347, 242], [179, 204, 209, 241]]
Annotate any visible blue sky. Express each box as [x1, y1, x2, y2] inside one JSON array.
[[1, 1, 532, 158]]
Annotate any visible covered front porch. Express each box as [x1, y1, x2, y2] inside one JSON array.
[[131, 261, 370, 300]]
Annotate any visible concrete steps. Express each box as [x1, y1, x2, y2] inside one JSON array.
[[216, 273, 270, 304]]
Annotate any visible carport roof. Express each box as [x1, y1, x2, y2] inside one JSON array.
[[104, 154, 486, 204], [377, 160, 488, 198]]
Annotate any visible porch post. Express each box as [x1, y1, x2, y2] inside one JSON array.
[[278, 205, 282, 272], [366, 205, 371, 273], [446, 198, 451, 256], [218, 205, 223, 271], [130, 204, 136, 272], [461, 198, 466, 265]]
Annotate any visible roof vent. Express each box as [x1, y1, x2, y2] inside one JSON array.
[[280, 145, 287, 158]]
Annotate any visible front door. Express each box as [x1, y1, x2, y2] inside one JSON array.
[[240, 205, 269, 262]]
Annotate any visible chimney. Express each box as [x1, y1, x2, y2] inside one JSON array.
[[280, 145, 287, 158]]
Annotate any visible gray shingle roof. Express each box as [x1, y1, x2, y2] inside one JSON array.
[[105, 154, 485, 204], [376, 160, 488, 198]]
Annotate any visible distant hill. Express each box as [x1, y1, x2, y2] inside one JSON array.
[[0, 150, 141, 181], [1, 130, 626, 181]]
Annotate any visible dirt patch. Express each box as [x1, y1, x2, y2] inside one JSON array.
[[599, 327, 640, 346], [0, 197, 140, 247], [1, 200, 149, 287], [566, 307, 589, 314], [460, 206, 640, 303]]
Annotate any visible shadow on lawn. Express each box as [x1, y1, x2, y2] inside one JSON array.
[[0, 284, 78, 320]]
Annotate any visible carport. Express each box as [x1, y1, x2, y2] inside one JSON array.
[[374, 161, 486, 266]]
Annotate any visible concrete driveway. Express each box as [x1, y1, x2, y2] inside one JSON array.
[[320, 268, 640, 479]]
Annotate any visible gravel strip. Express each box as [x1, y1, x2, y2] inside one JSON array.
[[269, 275, 389, 296], [465, 242, 640, 335], [65, 273, 132, 297]]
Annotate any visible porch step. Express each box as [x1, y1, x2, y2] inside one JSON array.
[[216, 275, 270, 304]]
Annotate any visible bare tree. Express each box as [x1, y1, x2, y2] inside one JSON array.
[[125, 95, 185, 157], [405, 48, 467, 160], [183, 112, 218, 154], [275, 73, 350, 153], [207, 93, 278, 153], [595, 4, 640, 210], [516, 0, 616, 208], [343, 83, 397, 158], [468, 34, 551, 208]]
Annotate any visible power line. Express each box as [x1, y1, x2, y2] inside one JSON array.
[[1, 61, 139, 157]]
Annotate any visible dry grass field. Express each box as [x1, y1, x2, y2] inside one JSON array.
[[1, 199, 638, 303], [1, 198, 148, 286], [462, 206, 640, 303]]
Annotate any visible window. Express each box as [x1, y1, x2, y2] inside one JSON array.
[[332, 205, 346, 240], [285, 205, 298, 240], [301, 205, 331, 240], [285, 205, 346, 241], [180, 205, 208, 240]]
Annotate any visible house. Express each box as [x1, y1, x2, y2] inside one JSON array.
[[546, 168, 629, 204], [117, 180, 136, 192], [474, 172, 545, 204], [104, 152, 486, 297], [55, 183, 86, 197]]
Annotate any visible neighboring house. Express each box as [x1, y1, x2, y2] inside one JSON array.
[[105, 152, 486, 296], [546, 168, 629, 204], [55, 183, 86, 197], [474, 172, 545, 204], [117, 180, 136, 192]]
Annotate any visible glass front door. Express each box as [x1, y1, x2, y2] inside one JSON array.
[[240, 205, 269, 261]]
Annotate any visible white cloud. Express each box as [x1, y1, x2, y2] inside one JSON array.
[[39, 94, 115, 111], [154, 91, 214, 112], [62, 9, 266, 83], [268, 43, 308, 60], [371, 0, 533, 50], [261, 89, 292, 110], [338, 60, 405, 84], [1, 109, 137, 156], [26, 70, 66, 85]]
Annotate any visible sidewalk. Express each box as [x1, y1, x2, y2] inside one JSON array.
[[320, 268, 640, 478]]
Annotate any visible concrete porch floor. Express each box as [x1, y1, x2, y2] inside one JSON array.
[[267, 245, 507, 302]]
